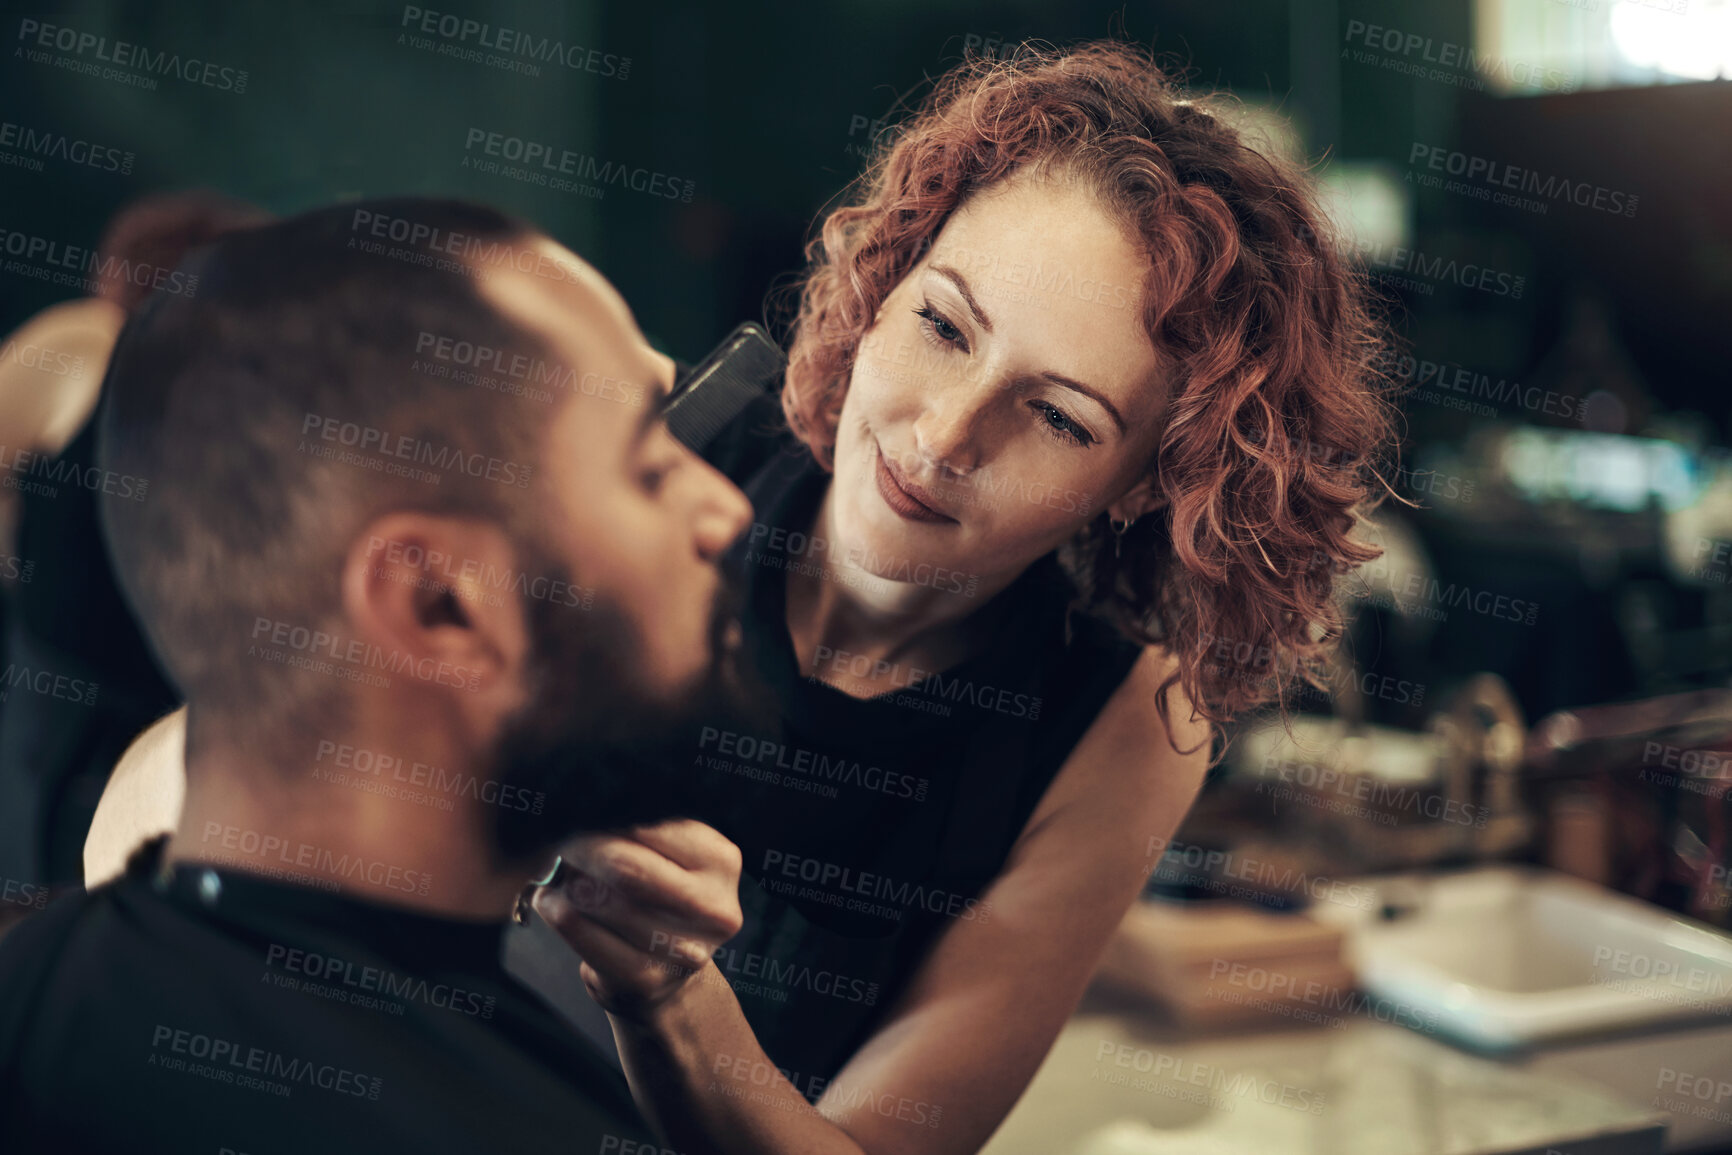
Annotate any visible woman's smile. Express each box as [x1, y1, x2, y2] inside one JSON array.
[[872, 440, 958, 525]]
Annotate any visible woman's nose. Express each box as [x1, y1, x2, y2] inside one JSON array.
[[911, 388, 989, 477]]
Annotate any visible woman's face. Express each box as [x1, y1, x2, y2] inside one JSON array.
[[830, 171, 1167, 588]]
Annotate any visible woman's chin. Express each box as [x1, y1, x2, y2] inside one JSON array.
[[841, 511, 958, 582], [838, 487, 912, 554]]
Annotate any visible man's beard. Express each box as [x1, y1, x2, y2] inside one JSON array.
[[486, 555, 777, 863]]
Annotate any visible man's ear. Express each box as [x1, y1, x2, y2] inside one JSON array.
[[1106, 471, 1167, 525], [339, 513, 530, 697]]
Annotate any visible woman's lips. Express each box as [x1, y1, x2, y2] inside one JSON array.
[[874, 445, 956, 524]]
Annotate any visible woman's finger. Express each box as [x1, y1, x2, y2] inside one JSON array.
[[563, 834, 740, 924], [626, 818, 743, 876], [553, 867, 739, 955], [533, 886, 714, 975], [562, 836, 704, 909]]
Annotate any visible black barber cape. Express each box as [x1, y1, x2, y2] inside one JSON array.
[[0, 837, 655, 1154]]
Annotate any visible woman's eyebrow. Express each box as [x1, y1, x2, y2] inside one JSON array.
[[1039, 371, 1127, 435], [928, 263, 993, 332], [927, 262, 1128, 435]]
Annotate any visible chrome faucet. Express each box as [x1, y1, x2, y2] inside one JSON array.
[[1423, 672, 1533, 859]]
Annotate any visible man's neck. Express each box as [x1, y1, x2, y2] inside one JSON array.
[[169, 740, 549, 921]]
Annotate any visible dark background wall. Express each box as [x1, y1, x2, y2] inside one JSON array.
[[3, 0, 1729, 722]]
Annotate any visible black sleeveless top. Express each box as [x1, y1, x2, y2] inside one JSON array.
[[502, 393, 1141, 1095], [684, 393, 1143, 1092]]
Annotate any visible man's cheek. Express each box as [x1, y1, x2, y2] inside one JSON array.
[[625, 577, 678, 667]]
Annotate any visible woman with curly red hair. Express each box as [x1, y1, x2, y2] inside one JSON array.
[[534, 38, 1400, 1155]]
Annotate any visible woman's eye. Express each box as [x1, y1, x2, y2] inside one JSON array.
[[639, 462, 673, 493], [913, 305, 967, 351], [1028, 401, 1094, 448]]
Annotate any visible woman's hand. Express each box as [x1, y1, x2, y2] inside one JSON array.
[[524, 651, 1208, 1155], [531, 818, 744, 1023]]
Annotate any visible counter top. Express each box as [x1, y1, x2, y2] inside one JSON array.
[[981, 991, 1668, 1155]]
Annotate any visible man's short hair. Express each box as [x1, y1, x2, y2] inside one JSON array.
[[94, 189, 274, 313], [97, 197, 564, 736]]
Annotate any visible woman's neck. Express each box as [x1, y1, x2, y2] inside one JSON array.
[[782, 484, 1025, 695]]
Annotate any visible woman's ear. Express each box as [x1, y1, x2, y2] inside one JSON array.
[[1107, 472, 1167, 524]]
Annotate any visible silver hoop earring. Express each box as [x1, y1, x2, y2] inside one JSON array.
[[1110, 516, 1131, 559]]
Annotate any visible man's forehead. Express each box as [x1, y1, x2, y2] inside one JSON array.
[[466, 235, 669, 467], [471, 235, 631, 343]]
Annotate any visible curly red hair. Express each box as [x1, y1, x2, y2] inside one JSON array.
[[782, 40, 1403, 751]]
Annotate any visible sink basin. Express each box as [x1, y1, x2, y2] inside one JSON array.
[[1312, 866, 1732, 1051]]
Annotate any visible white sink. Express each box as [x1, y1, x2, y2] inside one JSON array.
[[1312, 866, 1732, 1051]]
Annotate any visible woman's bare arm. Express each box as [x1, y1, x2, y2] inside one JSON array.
[[554, 646, 1209, 1155]]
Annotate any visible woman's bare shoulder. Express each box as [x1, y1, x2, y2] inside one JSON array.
[[84, 707, 186, 887]]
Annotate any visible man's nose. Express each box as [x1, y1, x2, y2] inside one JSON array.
[[691, 456, 754, 563]]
